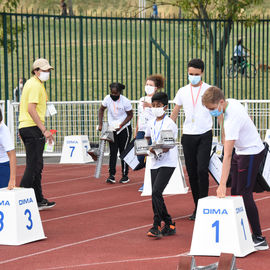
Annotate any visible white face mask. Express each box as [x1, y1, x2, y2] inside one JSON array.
[[145, 85, 155, 95], [38, 71, 50, 82], [151, 107, 165, 118]]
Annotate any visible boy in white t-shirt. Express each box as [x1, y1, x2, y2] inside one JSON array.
[[202, 86, 269, 251], [0, 109, 16, 189], [171, 58, 212, 221], [145, 92, 178, 238]]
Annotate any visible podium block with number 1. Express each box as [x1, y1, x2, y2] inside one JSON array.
[[0, 187, 46, 245], [190, 196, 255, 257]]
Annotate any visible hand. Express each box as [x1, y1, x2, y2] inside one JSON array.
[[7, 179, 16, 190], [44, 130, 54, 144], [149, 147, 155, 155], [162, 148, 169, 153], [98, 124, 102, 131], [216, 184, 226, 198], [142, 101, 151, 109]]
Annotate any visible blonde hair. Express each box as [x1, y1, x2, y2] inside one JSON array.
[[146, 74, 165, 89], [202, 86, 225, 106]]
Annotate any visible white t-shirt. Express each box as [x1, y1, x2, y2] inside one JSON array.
[[102, 95, 132, 129], [137, 96, 155, 132], [224, 99, 264, 155], [145, 115, 178, 169], [0, 122, 14, 163], [173, 82, 212, 135]]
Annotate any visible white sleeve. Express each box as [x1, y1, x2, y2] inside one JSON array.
[[145, 124, 151, 138], [2, 127, 14, 152], [173, 89, 183, 106], [224, 120, 240, 141], [102, 95, 109, 107], [168, 121, 178, 140], [124, 98, 133, 111]]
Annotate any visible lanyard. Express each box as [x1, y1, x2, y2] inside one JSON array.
[[153, 115, 165, 142], [190, 83, 202, 109], [113, 97, 120, 116]]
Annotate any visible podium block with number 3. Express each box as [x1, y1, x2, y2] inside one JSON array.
[[0, 187, 46, 245], [190, 196, 255, 257]]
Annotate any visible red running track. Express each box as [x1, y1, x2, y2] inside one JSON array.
[[0, 163, 269, 270]]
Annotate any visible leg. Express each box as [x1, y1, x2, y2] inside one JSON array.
[[181, 134, 199, 208], [196, 130, 212, 199], [108, 133, 118, 176], [151, 167, 175, 226], [19, 127, 45, 203]]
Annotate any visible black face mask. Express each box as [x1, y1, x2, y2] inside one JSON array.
[[110, 94, 120, 101]]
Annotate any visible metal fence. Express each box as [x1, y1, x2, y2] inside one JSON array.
[[6, 100, 270, 157], [0, 12, 270, 104]]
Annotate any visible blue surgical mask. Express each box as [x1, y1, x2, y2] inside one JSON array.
[[209, 104, 222, 117], [188, 74, 201, 85]]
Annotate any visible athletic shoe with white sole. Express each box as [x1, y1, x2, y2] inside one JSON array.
[[252, 234, 269, 251], [38, 199, 56, 211], [119, 176, 130, 184], [106, 175, 116, 184]]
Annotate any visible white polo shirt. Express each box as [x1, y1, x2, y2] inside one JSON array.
[[0, 122, 14, 163], [173, 82, 212, 135], [102, 94, 132, 129], [137, 96, 155, 132], [224, 99, 264, 155], [145, 115, 178, 169]]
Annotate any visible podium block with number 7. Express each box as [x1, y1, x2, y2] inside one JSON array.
[[190, 196, 255, 257], [0, 187, 46, 245]]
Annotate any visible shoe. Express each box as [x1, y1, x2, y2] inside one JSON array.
[[106, 175, 116, 184], [38, 199, 56, 211], [189, 210, 196, 221], [138, 184, 144, 192], [252, 234, 269, 250], [161, 222, 176, 236], [119, 176, 130, 184], [147, 226, 162, 238]]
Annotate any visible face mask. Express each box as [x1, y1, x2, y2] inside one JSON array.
[[19, 83, 23, 89], [38, 71, 50, 82], [110, 94, 120, 101], [209, 104, 222, 117], [152, 107, 165, 118], [145, 85, 155, 95], [188, 74, 201, 85]]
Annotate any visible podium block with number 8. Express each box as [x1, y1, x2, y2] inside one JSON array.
[[0, 187, 46, 245], [190, 196, 255, 257]]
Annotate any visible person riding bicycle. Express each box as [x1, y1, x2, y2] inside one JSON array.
[[233, 39, 249, 71]]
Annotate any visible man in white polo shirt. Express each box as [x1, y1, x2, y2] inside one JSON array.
[[171, 59, 212, 220]]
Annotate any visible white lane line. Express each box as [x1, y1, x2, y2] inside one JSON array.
[[0, 214, 190, 266], [37, 252, 190, 270]]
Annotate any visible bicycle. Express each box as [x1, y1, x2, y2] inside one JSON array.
[[227, 57, 256, 78]]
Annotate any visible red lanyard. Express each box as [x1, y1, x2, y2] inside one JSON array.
[[113, 97, 120, 115], [190, 83, 202, 108]]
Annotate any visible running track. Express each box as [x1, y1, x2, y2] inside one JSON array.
[[0, 163, 269, 270]]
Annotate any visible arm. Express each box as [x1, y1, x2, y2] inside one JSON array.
[[216, 140, 235, 198], [7, 150, 16, 190], [118, 109, 133, 129], [170, 104, 182, 122], [217, 114, 225, 144], [98, 105, 106, 131], [28, 103, 53, 143]]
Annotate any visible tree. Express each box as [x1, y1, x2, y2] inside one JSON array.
[[0, 0, 20, 51], [146, 0, 262, 87]]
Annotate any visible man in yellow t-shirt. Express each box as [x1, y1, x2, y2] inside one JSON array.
[[19, 58, 56, 211]]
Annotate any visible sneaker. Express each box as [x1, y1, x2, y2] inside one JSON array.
[[161, 222, 176, 236], [252, 234, 269, 251], [106, 175, 116, 184], [119, 176, 130, 184], [189, 210, 196, 221], [138, 184, 144, 192], [147, 226, 162, 238], [38, 199, 56, 211]]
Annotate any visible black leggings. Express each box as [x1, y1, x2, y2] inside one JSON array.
[[151, 167, 175, 226], [109, 125, 132, 177]]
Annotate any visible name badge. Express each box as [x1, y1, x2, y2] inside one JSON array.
[[46, 104, 57, 117]]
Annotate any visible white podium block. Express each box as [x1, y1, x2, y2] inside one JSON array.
[[0, 187, 46, 245], [60, 135, 93, 164], [141, 157, 189, 196], [190, 196, 255, 257]]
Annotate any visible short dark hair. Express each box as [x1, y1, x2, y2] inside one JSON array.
[[109, 82, 125, 93], [31, 68, 39, 75], [152, 92, 168, 106], [0, 109, 2, 123], [188, 58, 204, 72]]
